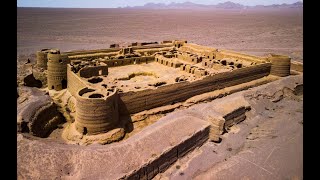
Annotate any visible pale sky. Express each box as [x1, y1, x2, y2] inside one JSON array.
[[17, 0, 303, 8]]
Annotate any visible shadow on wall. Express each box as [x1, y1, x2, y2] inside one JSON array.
[[62, 79, 67, 89], [118, 97, 134, 133]]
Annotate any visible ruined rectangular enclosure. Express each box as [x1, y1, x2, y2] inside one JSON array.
[[37, 40, 292, 136], [18, 40, 299, 179]]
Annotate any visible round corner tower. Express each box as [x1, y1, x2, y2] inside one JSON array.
[[47, 49, 69, 90], [75, 87, 119, 135], [268, 54, 291, 77], [36, 48, 51, 69]]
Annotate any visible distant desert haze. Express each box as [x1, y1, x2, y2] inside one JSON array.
[[17, 8, 303, 61]]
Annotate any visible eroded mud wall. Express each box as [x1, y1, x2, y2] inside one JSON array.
[[79, 66, 108, 78], [64, 48, 121, 56], [180, 43, 217, 54], [291, 61, 303, 72], [219, 50, 267, 63], [102, 56, 155, 67], [67, 65, 87, 97], [64, 44, 173, 57], [119, 63, 271, 114]]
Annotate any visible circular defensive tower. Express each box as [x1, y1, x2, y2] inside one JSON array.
[[268, 54, 291, 77], [36, 48, 51, 69], [47, 49, 69, 90], [75, 87, 119, 135]]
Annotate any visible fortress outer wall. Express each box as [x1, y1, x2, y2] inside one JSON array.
[[118, 63, 271, 114]]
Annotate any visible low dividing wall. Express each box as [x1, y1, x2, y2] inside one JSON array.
[[63, 44, 173, 57], [68, 52, 119, 60], [219, 50, 267, 63], [180, 43, 217, 54], [79, 65, 108, 78], [119, 63, 271, 114], [64, 48, 121, 56], [102, 56, 155, 67], [67, 65, 87, 97], [131, 44, 173, 50], [135, 47, 173, 55], [155, 55, 183, 68]]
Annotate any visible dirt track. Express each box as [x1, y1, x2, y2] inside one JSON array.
[[17, 8, 303, 61]]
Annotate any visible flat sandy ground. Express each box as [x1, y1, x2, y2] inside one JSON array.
[[17, 8, 303, 62]]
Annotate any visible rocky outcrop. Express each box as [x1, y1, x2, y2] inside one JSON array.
[[23, 73, 42, 88], [32, 67, 47, 87], [17, 87, 64, 137], [18, 61, 47, 88]]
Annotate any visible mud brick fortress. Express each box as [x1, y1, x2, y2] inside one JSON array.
[[35, 40, 294, 136], [17, 40, 303, 179]]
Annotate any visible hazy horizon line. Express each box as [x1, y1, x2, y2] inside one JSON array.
[[17, 0, 303, 9]]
